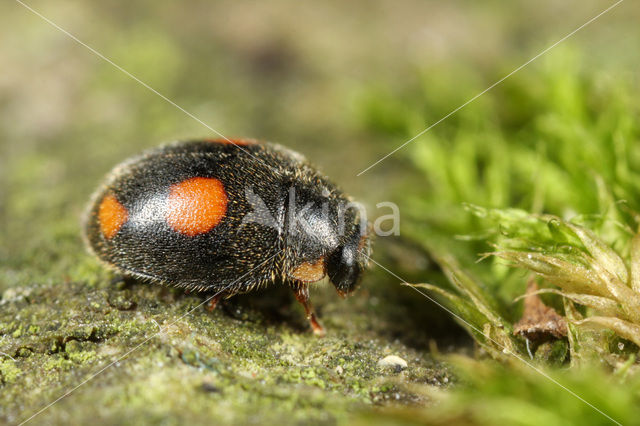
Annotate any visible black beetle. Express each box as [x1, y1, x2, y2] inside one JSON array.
[[85, 139, 371, 335]]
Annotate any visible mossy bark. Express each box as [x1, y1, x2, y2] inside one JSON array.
[[1, 273, 452, 424]]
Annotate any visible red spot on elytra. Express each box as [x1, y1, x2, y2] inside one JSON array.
[[206, 138, 257, 146], [98, 194, 129, 239], [165, 177, 228, 236]]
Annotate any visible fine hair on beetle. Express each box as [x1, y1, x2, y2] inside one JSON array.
[[84, 139, 400, 335], [241, 185, 398, 238]]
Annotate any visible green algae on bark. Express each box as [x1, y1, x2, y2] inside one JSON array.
[[0, 275, 451, 425]]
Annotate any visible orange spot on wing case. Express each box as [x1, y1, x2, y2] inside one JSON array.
[[98, 194, 129, 239], [206, 138, 257, 146], [165, 177, 228, 236]]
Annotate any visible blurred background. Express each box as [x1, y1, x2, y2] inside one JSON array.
[[2, 0, 639, 289], [3, 1, 640, 424]]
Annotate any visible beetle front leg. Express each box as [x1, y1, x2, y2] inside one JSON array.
[[291, 283, 325, 336], [206, 292, 226, 311]]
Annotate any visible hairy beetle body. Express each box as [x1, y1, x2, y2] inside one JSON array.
[[85, 139, 370, 334]]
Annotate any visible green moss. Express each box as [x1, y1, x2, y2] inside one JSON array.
[[534, 341, 568, 367], [0, 359, 21, 384], [360, 358, 640, 426], [3, 1, 640, 424], [43, 354, 75, 372]]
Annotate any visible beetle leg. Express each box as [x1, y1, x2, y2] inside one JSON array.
[[206, 292, 225, 311], [291, 283, 325, 336]]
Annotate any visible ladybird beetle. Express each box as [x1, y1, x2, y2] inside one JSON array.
[[84, 139, 371, 335]]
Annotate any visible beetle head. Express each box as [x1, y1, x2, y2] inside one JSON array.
[[327, 218, 370, 297]]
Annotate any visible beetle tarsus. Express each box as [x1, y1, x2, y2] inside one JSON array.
[[292, 283, 325, 336], [206, 292, 225, 311]]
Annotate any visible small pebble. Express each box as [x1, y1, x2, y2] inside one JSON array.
[[377, 355, 408, 373]]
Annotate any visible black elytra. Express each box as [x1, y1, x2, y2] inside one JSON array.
[[84, 139, 371, 335]]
